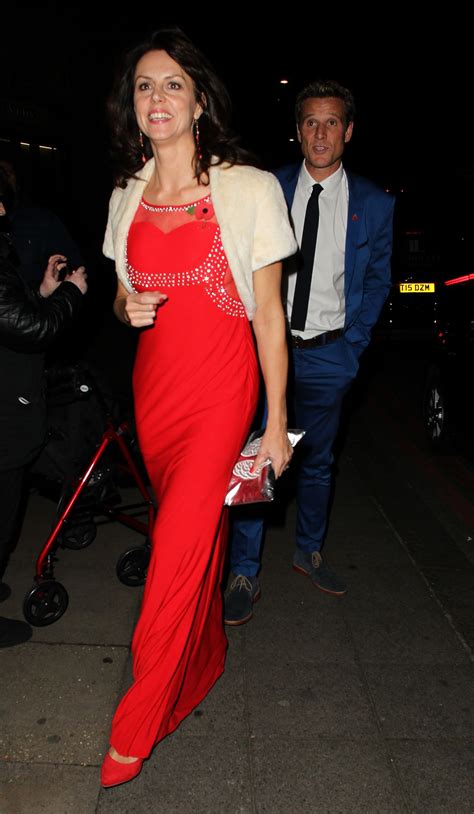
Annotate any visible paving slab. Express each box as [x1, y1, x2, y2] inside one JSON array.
[[364, 664, 474, 739], [0, 643, 128, 764], [243, 585, 357, 665], [326, 506, 414, 568], [388, 739, 474, 813], [339, 565, 438, 607], [0, 762, 100, 814], [250, 736, 405, 814], [340, 566, 469, 664], [329, 534, 413, 568], [344, 598, 469, 665], [245, 660, 377, 738]]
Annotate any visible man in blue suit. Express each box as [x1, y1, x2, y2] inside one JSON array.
[[225, 79, 395, 624]]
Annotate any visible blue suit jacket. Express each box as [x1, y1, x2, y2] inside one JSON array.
[[274, 163, 395, 357]]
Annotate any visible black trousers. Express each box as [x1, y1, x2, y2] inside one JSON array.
[[0, 467, 24, 580]]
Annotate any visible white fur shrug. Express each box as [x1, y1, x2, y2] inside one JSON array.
[[102, 158, 297, 320]]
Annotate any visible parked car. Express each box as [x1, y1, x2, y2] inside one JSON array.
[[378, 184, 472, 344], [422, 274, 474, 457]]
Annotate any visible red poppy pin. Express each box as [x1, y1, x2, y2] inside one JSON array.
[[352, 213, 359, 222], [195, 200, 215, 220]]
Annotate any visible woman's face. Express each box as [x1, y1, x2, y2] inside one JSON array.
[[133, 50, 202, 147]]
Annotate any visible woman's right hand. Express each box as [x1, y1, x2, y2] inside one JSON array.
[[121, 291, 168, 327]]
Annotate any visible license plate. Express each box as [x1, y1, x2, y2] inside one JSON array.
[[399, 283, 435, 293]]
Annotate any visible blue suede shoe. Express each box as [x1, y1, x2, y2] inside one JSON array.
[[224, 574, 261, 626], [292, 549, 347, 597]]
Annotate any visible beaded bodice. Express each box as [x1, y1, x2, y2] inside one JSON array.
[[126, 195, 246, 319]]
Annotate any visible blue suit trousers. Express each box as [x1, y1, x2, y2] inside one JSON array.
[[229, 337, 358, 576]]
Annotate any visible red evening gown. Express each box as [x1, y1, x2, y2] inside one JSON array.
[[110, 194, 259, 758]]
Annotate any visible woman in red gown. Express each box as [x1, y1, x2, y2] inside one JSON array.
[[101, 27, 296, 788]]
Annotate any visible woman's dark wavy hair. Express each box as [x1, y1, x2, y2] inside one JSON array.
[[107, 26, 251, 187]]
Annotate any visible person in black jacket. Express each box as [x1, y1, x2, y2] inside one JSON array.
[[0, 159, 83, 285], [0, 168, 87, 647]]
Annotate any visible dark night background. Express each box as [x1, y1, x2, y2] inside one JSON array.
[[1, 4, 472, 331]]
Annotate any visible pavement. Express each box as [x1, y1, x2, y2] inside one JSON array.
[[1, 390, 473, 813]]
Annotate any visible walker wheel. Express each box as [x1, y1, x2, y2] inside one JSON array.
[[23, 580, 69, 626], [61, 522, 97, 550], [116, 546, 150, 587]]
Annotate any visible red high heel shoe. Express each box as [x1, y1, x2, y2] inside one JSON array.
[[101, 751, 144, 788]]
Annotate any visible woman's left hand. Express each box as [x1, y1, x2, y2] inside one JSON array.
[[252, 427, 293, 480]]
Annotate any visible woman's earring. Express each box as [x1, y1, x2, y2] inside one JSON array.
[[139, 131, 146, 164], [193, 118, 202, 161]]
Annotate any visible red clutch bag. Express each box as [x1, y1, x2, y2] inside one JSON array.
[[224, 429, 305, 507]]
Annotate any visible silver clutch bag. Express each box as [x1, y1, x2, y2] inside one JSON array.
[[224, 429, 305, 507]]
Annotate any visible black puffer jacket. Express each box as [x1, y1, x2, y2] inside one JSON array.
[[0, 235, 84, 470]]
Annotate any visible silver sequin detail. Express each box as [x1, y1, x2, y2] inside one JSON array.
[[140, 195, 212, 213], [126, 228, 246, 319]]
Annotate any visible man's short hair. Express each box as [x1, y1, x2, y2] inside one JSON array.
[[295, 80, 356, 127]]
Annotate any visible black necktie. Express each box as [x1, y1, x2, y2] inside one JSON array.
[[291, 183, 323, 331]]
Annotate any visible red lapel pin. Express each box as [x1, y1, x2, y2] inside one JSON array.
[[352, 214, 359, 222]]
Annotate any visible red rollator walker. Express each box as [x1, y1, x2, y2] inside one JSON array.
[[23, 365, 155, 626]]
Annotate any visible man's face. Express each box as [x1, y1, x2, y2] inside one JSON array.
[[297, 97, 353, 181]]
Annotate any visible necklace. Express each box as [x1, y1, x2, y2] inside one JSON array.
[[140, 193, 211, 213]]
